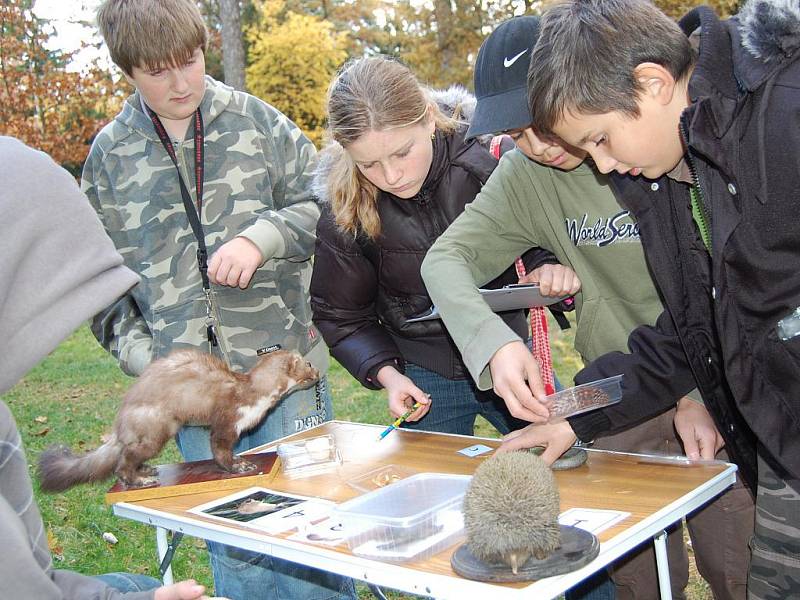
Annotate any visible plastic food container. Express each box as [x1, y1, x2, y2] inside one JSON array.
[[333, 473, 471, 562], [276, 434, 341, 478], [347, 464, 418, 493], [546, 374, 624, 422]]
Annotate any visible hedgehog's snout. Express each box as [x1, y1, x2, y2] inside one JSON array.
[[504, 550, 531, 574]]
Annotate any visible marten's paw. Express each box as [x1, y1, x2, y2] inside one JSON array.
[[231, 458, 257, 473], [137, 464, 158, 476], [121, 474, 159, 488]]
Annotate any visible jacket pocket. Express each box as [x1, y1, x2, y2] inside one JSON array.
[[150, 297, 209, 360], [760, 327, 800, 423]]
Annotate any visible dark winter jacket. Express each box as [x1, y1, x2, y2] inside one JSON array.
[[570, 1, 800, 491], [310, 88, 558, 387]]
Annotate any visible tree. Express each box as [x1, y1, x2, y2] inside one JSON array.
[[218, 0, 247, 91], [245, 1, 347, 145], [0, 0, 121, 172]]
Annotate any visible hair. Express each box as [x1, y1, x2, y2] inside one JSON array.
[[96, 0, 208, 75], [527, 0, 696, 135], [322, 56, 459, 239]]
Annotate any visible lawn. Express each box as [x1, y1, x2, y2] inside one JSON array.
[[1, 319, 710, 598]]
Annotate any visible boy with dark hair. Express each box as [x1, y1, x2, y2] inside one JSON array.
[[520, 0, 800, 595], [422, 15, 753, 600], [82, 1, 355, 598]]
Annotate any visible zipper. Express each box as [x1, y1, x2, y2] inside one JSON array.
[[680, 121, 712, 254]]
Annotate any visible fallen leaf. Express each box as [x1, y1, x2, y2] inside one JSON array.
[[34, 416, 48, 424], [33, 427, 50, 437]]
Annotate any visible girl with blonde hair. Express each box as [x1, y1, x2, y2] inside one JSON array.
[[310, 56, 574, 434]]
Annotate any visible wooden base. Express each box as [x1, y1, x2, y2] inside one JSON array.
[[105, 452, 278, 504], [451, 525, 599, 582]]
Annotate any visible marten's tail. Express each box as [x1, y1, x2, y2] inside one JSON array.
[[37, 436, 121, 492]]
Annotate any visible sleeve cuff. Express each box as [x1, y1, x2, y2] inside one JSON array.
[[240, 221, 285, 262]]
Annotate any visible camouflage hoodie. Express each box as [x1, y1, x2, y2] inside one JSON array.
[[82, 76, 327, 376]]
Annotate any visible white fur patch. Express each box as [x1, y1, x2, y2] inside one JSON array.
[[235, 392, 281, 434]]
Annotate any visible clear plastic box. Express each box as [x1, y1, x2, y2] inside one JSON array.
[[347, 464, 418, 493], [547, 374, 624, 422], [276, 434, 341, 478], [333, 473, 471, 562]]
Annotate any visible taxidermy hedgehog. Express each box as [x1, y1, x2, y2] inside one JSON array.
[[463, 451, 561, 574]]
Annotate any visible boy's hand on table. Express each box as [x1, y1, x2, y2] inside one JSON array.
[[489, 341, 550, 423], [674, 396, 724, 460], [519, 264, 581, 296], [208, 237, 263, 289], [498, 421, 577, 464], [376, 365, 431, 421]]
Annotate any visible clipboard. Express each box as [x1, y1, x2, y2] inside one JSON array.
[[407, 284, 569, 323]]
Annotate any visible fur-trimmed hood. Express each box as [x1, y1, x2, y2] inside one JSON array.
[[312, 86, 479, 205], [738, 0, 800, 62]]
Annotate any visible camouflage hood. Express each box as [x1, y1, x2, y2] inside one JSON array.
[[82, 76, 327, 375], [312, 86, 480, 204]]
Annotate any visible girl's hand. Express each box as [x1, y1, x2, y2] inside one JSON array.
[[376, 365, 431, 421]]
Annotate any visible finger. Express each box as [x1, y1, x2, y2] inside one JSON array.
[[569, 272, 582, 295], [539, 443, 564, 466], [696, 433, 716, 460], [538, 268, 553, 295], [499, 381, 547, 422], [238, 266, 256, 289], [499, 430, 538, 453], [522, 363, 550, 419], [214, 260, 232, 286], [226, 265, 242, 287], [682, 429, 701, 460], [207, 254, 220, 281]]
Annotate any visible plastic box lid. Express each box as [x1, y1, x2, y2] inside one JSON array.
[[335, 472, 470, 525]]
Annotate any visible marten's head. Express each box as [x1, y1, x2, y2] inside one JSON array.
[[249, 350, 319, 396]]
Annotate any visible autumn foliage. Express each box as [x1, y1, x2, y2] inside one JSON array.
[[0, 1, 121, 171], [245, 1, 347, 145], [2, 0, 742, 169]]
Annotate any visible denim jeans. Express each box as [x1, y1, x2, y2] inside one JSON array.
[[176, 377, 357, 600], [399, 363, 530, 436], [95, 572, 162, 592], [400, 363, 565, 436]]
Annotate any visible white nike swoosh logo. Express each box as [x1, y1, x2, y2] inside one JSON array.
[[503, 49, 528, 68]]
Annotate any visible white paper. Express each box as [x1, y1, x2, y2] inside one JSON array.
[[558, 508, 630, 534]]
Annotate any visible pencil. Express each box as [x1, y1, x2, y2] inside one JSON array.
[[378, 401, 423, 441]]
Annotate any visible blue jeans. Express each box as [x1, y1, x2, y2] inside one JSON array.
[[176, 377, 357, 600], [400, 363, 530, 436], [95, 572, 161, 592], [566, 571, 616, 600]]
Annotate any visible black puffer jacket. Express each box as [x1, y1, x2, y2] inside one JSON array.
[[311, 88, 558, 388], [570, 1, 800, 491]]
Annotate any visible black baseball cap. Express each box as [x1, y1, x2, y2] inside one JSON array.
[[466, 15, 540, 140]]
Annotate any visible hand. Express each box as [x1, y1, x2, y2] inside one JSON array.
[[489, 341, 550, 422], [153, 579, 229, 600], [674, 396, 724, 460], [498, 421, 577, 464], [208, 237, 263, 289], [519, 264, 581, 297], [376, 365, 431, 421]]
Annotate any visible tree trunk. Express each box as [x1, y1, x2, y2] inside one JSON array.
[[219, 0, 247, 91]]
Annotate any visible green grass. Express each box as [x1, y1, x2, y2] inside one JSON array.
[[1, 318, 709, 598]]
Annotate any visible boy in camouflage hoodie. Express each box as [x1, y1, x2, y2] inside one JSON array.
[[82, 1, 355, 599]]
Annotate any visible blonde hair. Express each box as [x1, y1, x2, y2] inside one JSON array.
[[323, 56, 459, 239], [97, 0, 208, 75]]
